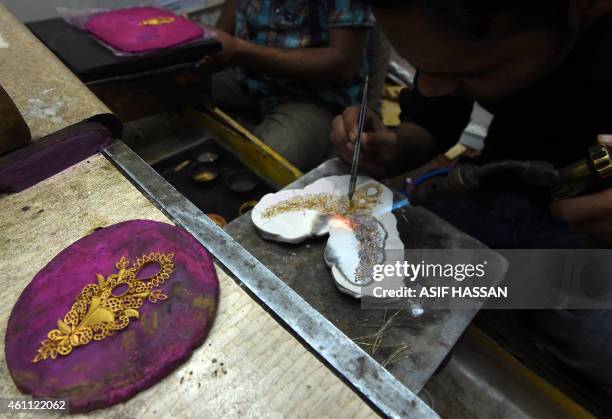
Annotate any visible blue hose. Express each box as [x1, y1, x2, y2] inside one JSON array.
[[412, 167, 451, 187]]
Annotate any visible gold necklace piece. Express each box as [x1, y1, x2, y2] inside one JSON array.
[[260, 184, 387, 285], [33, 252, 175, 363], [139, 16, 176, 27], [261, 184, 383, 219], [352, 216, 386, 285]]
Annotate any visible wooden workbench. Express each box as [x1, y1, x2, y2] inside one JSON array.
[[0, 7, 377, 416], [0, 155, 376, 418], [0, 4, 109, 140]]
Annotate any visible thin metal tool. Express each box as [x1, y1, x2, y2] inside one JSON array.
[[103, 141, 438, 419], [348, 75, 369, 201]]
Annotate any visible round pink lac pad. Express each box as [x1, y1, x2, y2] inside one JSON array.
[[5, 220, 219, 412]]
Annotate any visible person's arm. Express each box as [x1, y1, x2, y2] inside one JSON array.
[[331, 108, 438, 178], [391, 122, 440, 170], [216, 0, 236, 33], [331, 74, 474, 177], [210, 0, 373, 83], [213, 27, 368, 84]]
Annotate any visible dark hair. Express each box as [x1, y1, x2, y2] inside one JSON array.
[[368, 0, 571, 39]]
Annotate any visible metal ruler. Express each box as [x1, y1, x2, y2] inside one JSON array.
[[103, 141, 438, 418]]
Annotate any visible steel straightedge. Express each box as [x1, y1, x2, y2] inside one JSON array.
[[103, 141, 438, 419]]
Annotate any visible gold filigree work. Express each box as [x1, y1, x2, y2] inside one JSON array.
[[33, 252, 175, 363], [139, 16, 176, 26], [261, 184, 383, 219]]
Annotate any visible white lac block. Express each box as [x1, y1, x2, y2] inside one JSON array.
[[252, 175, 404, 298]]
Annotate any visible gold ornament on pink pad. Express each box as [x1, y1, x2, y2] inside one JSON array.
[[34, 253, 175, 363]]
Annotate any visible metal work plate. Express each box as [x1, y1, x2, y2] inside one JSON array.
[[103, 142, 438, 418], [224, 159, 507, 393]]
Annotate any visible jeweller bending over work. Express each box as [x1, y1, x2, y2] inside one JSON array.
[[331, 0, 612, 396]]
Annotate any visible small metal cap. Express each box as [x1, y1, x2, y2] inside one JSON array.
[[589, 144, 612, 178]]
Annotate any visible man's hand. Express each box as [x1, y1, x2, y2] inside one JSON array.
[[551, 188, 612, 243], [331, 106, 400, 178], [551, 135, 612, 243], [202, 28, 241, 68]]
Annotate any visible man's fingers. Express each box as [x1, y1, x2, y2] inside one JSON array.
[[331, 114, 354, 165], [331, 115, 356, 154], [342, 107, 360, 142], [342, 108, 385, 143], [330, 116, 345, 146], [361, 132, 380, 149], [357, 158, 388, 178], [361, 131, 396, 150], [333, 108, 382, 149], [346, 131, 388, 150], [551, 188, 612, 222], [332, 143, 386, 178], [369, 111, 386, 133], [331, 107, 393, 177], [333, 145, 353, 164]]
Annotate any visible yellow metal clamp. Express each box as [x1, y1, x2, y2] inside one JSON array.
[[552, 144, 612, 200]]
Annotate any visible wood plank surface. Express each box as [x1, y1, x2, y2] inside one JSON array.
[[0, 155, 377, 418], [0, 5, 110, 140]]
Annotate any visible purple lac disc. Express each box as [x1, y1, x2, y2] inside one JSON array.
[[5, 220, 219, 412]]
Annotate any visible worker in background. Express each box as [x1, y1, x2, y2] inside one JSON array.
[[206, 0, 373, 171], [331, 0, 612, 392]]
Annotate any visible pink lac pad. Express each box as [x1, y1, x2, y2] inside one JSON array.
[[5, 220, 219, 413], [85, 7, 205, 54]]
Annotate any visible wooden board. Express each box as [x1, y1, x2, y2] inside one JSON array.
[[0, 155, 377, 418], [0, 5, 110, 140]]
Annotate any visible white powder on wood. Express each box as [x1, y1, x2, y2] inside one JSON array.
[[0, 33, 9, 48]]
